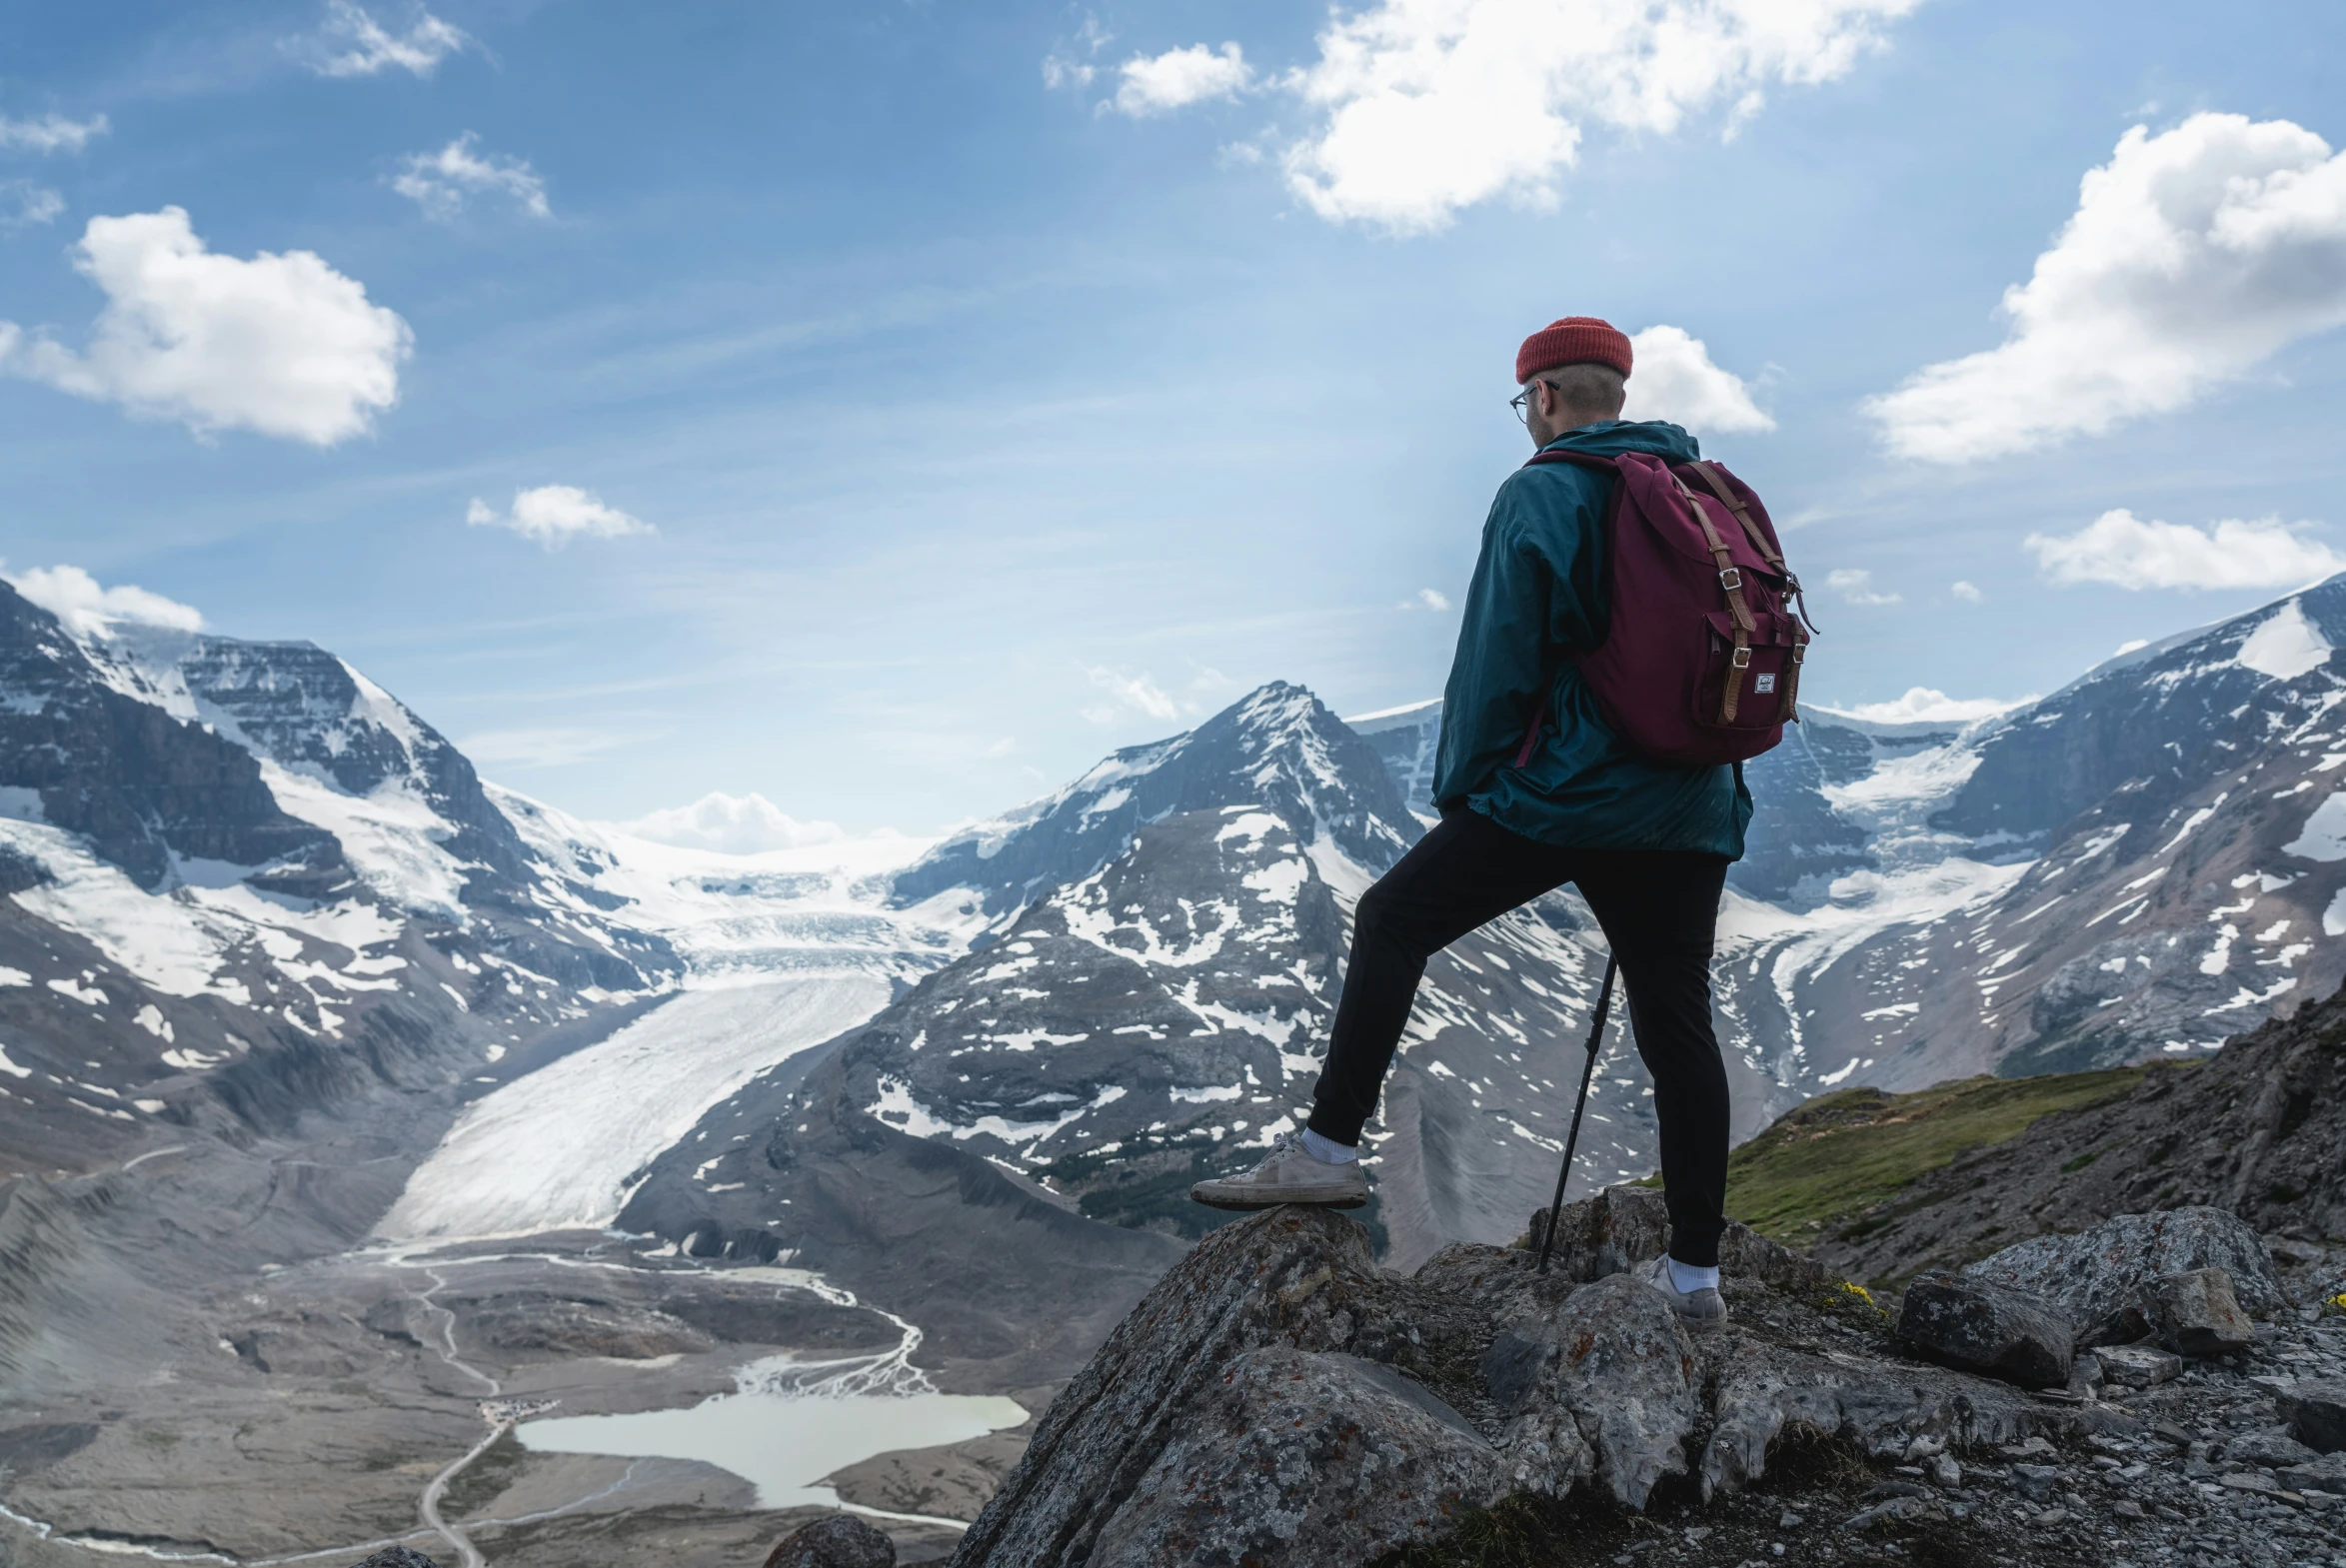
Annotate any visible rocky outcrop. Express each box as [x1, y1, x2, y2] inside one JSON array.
[[951, 1193, 2051, 1568], [349, 1549, 440, 1567], [1959, 1207, 2285, 1335]]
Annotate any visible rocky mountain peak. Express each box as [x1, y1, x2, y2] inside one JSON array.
[[0, 581, 345, 897], [893, 681, 1417, 918]]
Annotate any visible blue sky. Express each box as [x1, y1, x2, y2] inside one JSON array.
[[1, 0, 2343, 838]]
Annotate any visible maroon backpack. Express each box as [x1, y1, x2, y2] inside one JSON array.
[[1517, 450, 1814, 768]]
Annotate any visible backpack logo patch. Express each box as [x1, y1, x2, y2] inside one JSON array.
[[1754, 674, 1777, 694]]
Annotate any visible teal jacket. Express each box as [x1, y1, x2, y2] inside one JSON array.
[[1430, 420, 1751, 859]]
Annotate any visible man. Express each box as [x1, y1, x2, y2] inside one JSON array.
[[1191, 316, 1748, 1329]]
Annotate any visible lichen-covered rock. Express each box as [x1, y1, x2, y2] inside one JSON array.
[[1086, 1348, 1506, 1567], [1960, 1208, 2284, 1337], [763, 1514, 896, 1568], [1699, 1339, 2038, 1498], [1522, 1186, 1831, 1296], [2146, 1267, 2254, 1357], [1895, 1276, 2074, 1388], [1488, 1273, 1701, 1509], [2279, 1378, 2346, 1453], [350, 1550, 440, 1568], [1524, 1186, 1673, 1280]]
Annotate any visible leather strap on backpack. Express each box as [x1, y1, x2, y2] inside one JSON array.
[[1685, 460, 1809, 725], [1674, 476, 1758, 725]]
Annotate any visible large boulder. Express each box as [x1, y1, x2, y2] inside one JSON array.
[[764, 1514, 896, 1568], [350, 1551, 441, 1568], [1895, 1277, 2073, 1388], [1085, 1348, 1506, 1567], [1960, 1208, 2284, 1338]]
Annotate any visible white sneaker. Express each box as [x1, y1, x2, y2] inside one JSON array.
[[1189, 1131, 1369, 1211], [1640, 1253, 1728, 1331]]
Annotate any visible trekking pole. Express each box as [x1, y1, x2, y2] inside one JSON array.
[[1535, 954, 1617, 1277]]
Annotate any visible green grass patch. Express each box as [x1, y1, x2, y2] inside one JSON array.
[[1723, 1065, 2161, 1244]]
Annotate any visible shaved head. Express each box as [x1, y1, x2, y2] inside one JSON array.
[[1524, 362, 1627, 426]]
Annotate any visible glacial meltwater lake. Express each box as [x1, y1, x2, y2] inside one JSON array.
[[516, 1378, 1030, 1511]]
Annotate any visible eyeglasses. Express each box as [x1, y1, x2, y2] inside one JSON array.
[[1509, 383, 1548, 425]]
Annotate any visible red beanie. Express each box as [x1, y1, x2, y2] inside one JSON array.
[[1515, 317, 1633, 383]]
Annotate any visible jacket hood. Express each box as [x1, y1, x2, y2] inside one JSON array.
[[1538, 420, 1699, 464]]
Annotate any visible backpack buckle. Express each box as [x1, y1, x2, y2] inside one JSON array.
[[1718, 567, 1743, 592], [1730, 646, 1753, 670]]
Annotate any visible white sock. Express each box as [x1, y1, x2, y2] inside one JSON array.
[[1299, 1127, 1358, 1164], [1667, 1256, 1720, 1293]]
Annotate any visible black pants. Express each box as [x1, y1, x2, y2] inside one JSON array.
[[1306, 810, 1733, 1267]]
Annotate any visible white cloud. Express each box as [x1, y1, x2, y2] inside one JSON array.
[[1950, 580, 1983, 604], [1620, 325, 1773, 433], [456, 728, 629, 769], [1115, 43, 1252, 117], [1830, 687, 2029, 724], [1400, 588, 1451, 611], [393, 133, 551, 220], [1825, 568, 1901, 606], [0, 113, 109, 154], [0, 181, 63, 231], [1868, 113, 2346, 463], [466, 486, 653, 549], [5, 565, 204, 638], [610, 791, 846, 854], [0, 207, 410, 445], [304, 0, 471, 78], [1281, 0, 1920, 232], [1083, 666, 1179, 725], [2025, 508, 2346, 592], [1044, 14, 1111, 92]]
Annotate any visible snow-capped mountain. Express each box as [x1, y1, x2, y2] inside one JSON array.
[[0, 580, 696, 1180], [1759, 580, 2346, 1087], [892, 684, 1418, 921]]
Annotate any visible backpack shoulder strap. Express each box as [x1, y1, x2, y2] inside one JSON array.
[[1502, 449, 1620, 770], [1521, 448, 1622, 474]]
